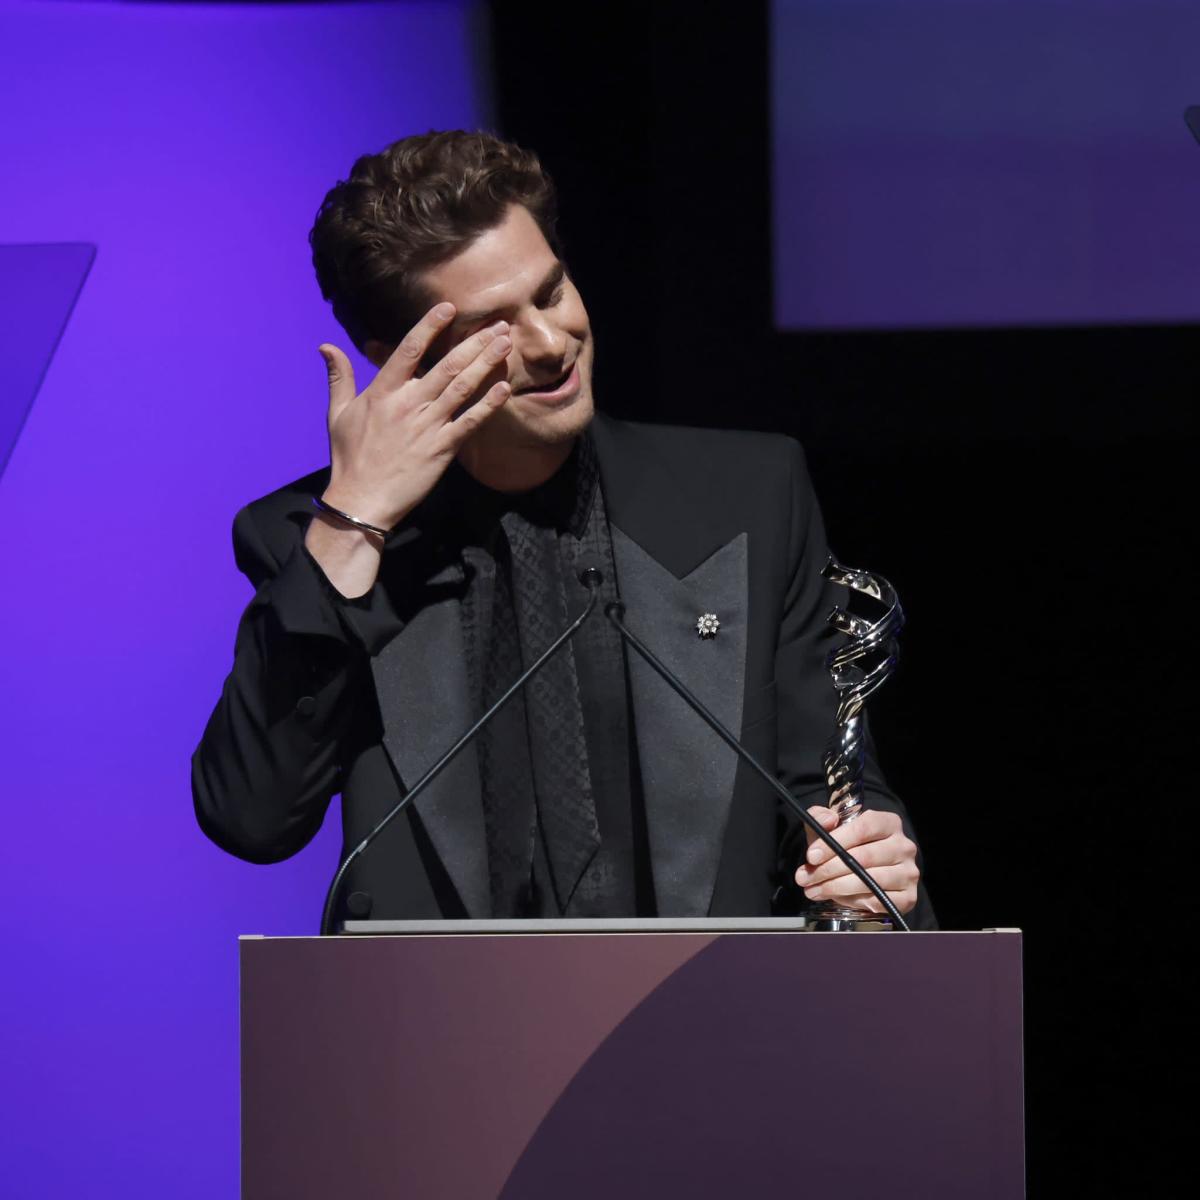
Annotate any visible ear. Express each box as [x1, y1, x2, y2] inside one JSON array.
[[362, 338, 394, 369]]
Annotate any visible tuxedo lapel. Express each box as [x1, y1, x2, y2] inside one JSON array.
[[610, 527, 748, 916], [369, 553, 490, 919], [592, 415, 750, 916]]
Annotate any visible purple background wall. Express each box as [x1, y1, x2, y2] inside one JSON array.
[[0, 2, 486, 1195], [772, 0, 1200, 329]]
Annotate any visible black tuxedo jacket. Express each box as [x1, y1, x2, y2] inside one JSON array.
[[193, 414, 935, 927]]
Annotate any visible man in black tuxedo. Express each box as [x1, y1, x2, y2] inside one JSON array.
[[192, 131, 934, 928]]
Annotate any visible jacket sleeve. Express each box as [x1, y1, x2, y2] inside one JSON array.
[[772, 440, 938, 929], [191, 504, 384, 863]]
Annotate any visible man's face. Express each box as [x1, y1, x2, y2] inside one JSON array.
[[415, 203, 595, 454]]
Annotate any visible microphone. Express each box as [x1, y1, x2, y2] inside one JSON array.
[[604, 601, 911, 932], [319, 566, 605, 936]]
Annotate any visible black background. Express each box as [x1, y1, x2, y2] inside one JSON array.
[[490, 2, 1194, 1193]]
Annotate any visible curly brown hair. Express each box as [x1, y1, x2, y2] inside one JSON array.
[[309, 130, 560, 353]]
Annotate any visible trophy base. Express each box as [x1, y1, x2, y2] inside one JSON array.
[[800, 904, 893, 932]]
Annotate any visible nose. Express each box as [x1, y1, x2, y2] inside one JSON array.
[[519, 310, 567, 364]]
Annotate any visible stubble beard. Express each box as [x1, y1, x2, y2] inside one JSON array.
[[495, 340, 597, 449]]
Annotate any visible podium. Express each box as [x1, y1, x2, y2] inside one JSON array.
[[241, 922, 1023, 1198]]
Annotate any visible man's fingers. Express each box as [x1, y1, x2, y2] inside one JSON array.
[[431, 326, 512, 416], [319, 343, 356, 418], [804, 805, 839, 836], [424, 319, 508, 397], [802, 864, 918, 900], [797, 837, 895, 886], [804, 809, 902, 865], [446, 379, 512, 442], [796, 808, 916, 892], [376, 301, 458, 390]]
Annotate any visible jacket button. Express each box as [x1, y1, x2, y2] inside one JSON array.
[[295, 695, 317, 718], [346, 891, 373, 918]]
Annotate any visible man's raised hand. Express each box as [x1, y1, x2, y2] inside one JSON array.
[[318, 301, 512, 532], [304, 302, 511, 598]]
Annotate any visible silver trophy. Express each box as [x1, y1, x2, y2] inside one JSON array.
[[804, 556, 905, 932]]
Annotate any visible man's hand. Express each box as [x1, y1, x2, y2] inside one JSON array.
[[320, 301, 512, 530], [795, 805, 920, 915], [305, 302, 512, 597]]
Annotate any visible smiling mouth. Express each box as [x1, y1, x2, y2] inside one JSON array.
[[516, 364, 573, 395]]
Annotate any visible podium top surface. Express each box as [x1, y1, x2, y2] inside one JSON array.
[[239, 918, 1021, 939]]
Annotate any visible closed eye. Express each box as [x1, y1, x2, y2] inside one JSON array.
[[533, 262, 568, 309], [538, 283, 566, 309], [439, 262, 569, 350]]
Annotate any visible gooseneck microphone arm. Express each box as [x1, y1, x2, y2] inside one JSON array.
[[604, 601, 910, 932], [318, 567, 605, 936]]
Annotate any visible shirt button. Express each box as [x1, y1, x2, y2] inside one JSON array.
[[295, 696, 317, 718]]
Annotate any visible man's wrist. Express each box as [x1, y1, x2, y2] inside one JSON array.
[[303, 510, 385, 599], [311, 495, 389, 540], [319, 483, 408, 533]]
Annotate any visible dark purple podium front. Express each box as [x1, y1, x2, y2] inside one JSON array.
[[240, 923, 1023, 1199]]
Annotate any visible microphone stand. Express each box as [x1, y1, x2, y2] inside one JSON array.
[[318, 567, 605, 936], [605, 601, 910, 932]]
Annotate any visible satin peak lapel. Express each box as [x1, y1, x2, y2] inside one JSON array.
[[611, 526, 748, 916], [369, 560, 489, 918]]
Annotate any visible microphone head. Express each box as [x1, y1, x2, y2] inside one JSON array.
[[579, 566, 604, 590]]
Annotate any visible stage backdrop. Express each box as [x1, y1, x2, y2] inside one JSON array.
[[0, 2, 487, 1196], [772, 0, 1200, 329]]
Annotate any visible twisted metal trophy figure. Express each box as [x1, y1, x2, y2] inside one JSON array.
[[804, 556, 905, 931]]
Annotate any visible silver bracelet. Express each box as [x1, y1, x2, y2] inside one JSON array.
[[310, 495, 390, 538]]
